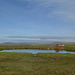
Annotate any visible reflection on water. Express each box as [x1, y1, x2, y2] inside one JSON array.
[[0, 49, 75, 54], [55, 50, 61, 52]]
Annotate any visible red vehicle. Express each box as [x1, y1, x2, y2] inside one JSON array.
[[55, 44, 61, 47]]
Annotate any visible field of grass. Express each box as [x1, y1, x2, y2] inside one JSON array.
[[0, 52, 75, 75], [0, 45, 75, 52], [64, 46, 75, 52]]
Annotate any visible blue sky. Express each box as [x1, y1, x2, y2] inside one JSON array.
[[0, 0, 75, 43]]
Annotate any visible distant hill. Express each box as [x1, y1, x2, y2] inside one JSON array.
[[0, 42, 75, 46]]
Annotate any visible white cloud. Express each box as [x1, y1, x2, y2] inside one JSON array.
[[7, 36, 75, 40], [17, 0, 75, 22]]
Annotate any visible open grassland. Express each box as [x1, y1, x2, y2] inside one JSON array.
[[0, 52, 75, 75], [0, 45, 75, 52]]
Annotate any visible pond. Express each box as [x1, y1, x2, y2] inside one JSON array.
[[0, 49, 75, 54]]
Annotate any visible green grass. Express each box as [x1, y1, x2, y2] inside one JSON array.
[[0, 52, 75, 75], [64, 46, 75, 52]]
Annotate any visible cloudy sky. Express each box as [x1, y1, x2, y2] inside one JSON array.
[[0, 0, 75, 43]]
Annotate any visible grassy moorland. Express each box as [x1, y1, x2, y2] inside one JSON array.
[[0, 52, 75, 75], [0, 45, 75, 52]]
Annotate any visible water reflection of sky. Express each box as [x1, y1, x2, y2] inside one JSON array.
[[0, 49, 75, 54]]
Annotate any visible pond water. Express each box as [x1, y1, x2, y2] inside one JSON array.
[[0, 49, 75, 54]]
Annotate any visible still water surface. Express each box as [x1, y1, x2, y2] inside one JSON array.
[[0, 49, 75, 54]]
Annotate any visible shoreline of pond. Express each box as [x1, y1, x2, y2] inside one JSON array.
[[0, 45, 75, 52]]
